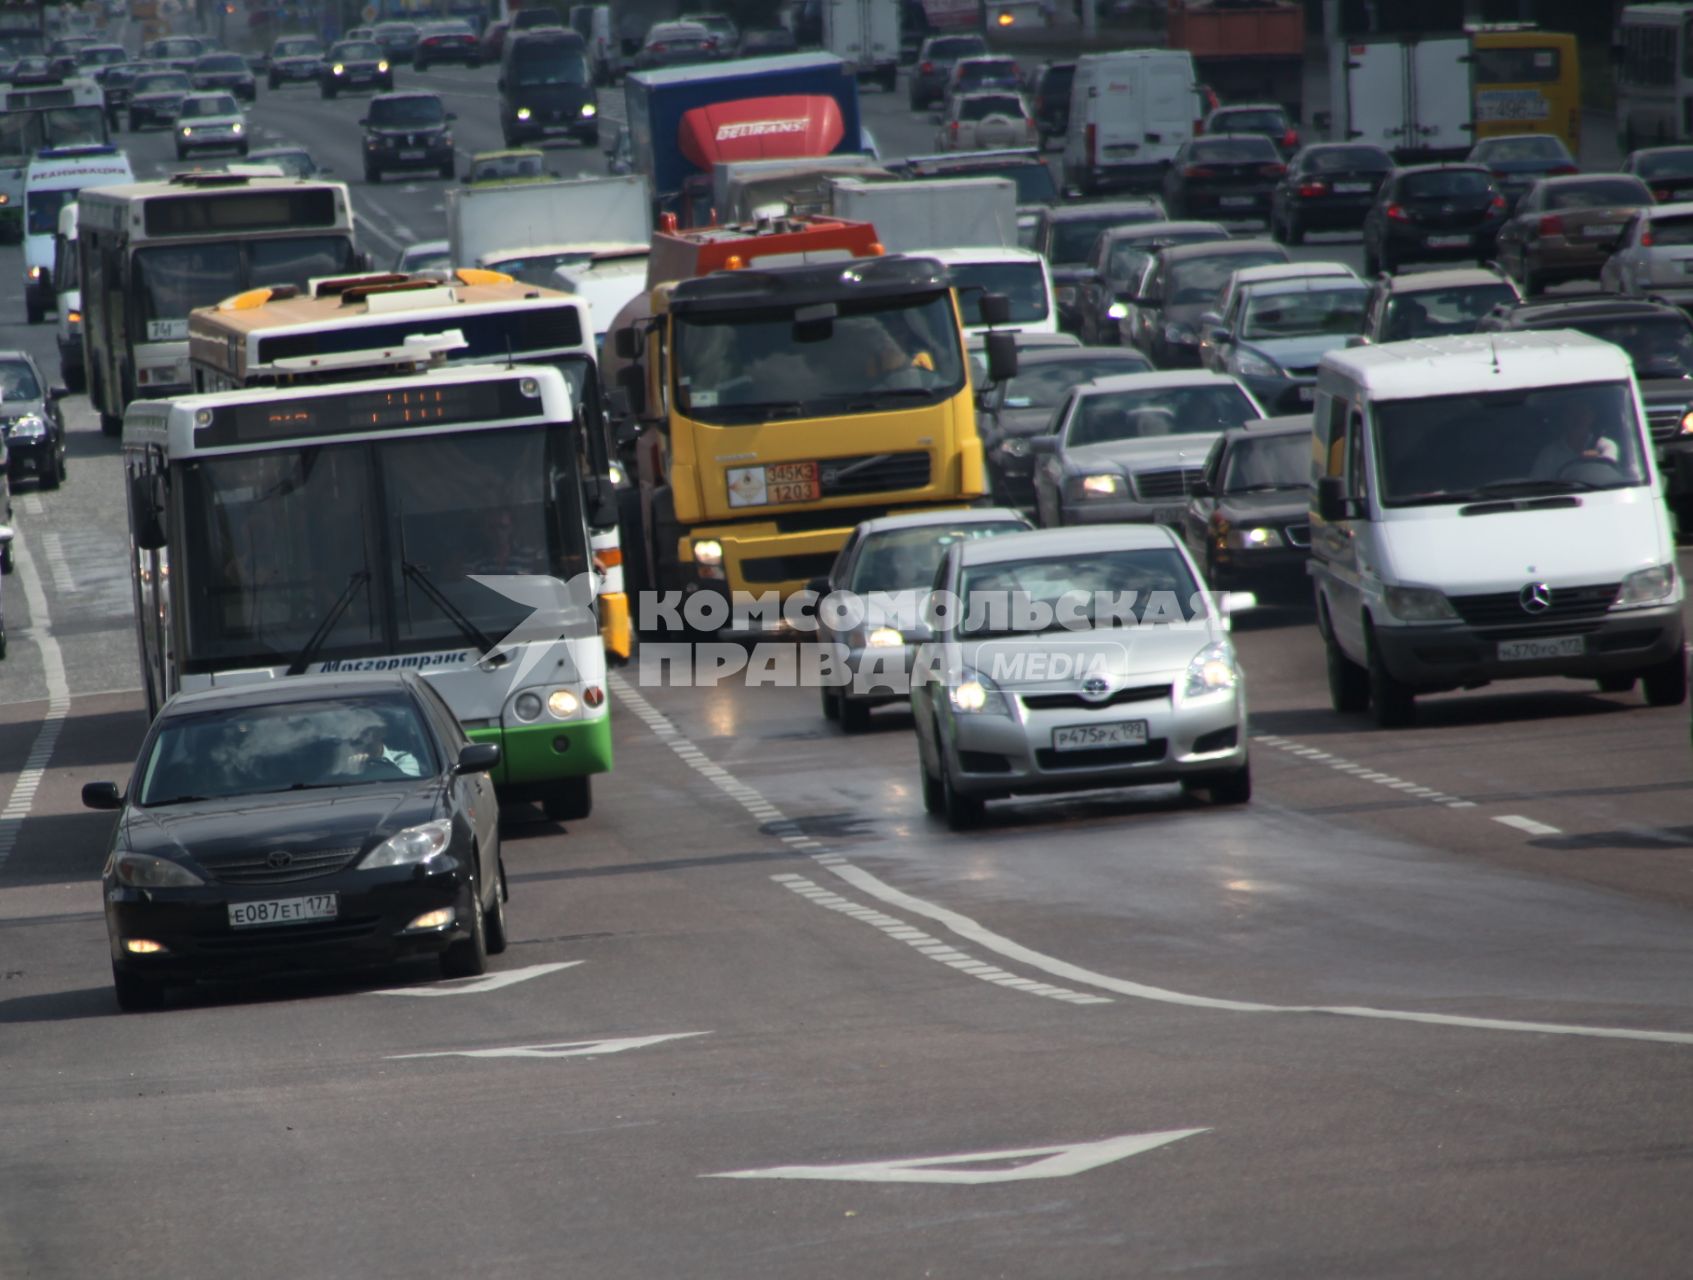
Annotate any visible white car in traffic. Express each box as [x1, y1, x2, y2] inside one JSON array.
[[175, 92, 248, 160]]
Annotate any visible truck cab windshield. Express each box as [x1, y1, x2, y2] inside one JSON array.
[[674, 291, 966, 423]]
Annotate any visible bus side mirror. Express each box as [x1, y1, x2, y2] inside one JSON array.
[[984, 330, 1017, 384], [589, 476, 616, 529], [978, 291, 1011, 327], [615, 363, 646, 418], [130, 473, 167, 551], [613, 325, 642, 360]]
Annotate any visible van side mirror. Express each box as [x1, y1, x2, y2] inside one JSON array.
[[984, 330, 1017, 383], [615, 363, 646, 418], [978, 291, 1011, 327], [1316, 474, 1359, 522]]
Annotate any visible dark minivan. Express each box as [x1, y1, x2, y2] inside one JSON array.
[[499, 27, 597, 147]]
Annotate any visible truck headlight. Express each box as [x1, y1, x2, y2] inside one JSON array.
[[1615, 563, 1677, 608], [693, 538, 723, 566], [1384, 585, 1456, 622]]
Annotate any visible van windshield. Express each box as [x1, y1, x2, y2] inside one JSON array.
[[1373, 381, 1649, 507]]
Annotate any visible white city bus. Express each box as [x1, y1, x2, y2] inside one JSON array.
[[185, 271, 632, 662], [122, 362, 611, 820], [1617, 3, 1693, 151], [79, 172, 361, 434], [0, 77, 108, 243]]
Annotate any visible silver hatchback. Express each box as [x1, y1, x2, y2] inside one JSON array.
[[911, 524, 1254, 829]]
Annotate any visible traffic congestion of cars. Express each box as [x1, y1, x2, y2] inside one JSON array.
[[2, 1, 1690, 1021]]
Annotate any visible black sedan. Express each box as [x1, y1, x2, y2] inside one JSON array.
[[1621, 145, 1693, 204], [1163, 135, 1285, 223], [981, 346, 1152, 507], [373, 20, 423, 66], [127, 68, 192, 130], [1466, 133, 1577, 212], [1074, 219, 1230, 347], [190, 51, 256, 101], [361, 91, 455, 182], [0, 352, 65, 491], [1180, 418, 1312, 597], [322, 39, 392, 97], [267, 34, 323, 87], [1362, 164, 1508, 276], [1269, 142, 1392, 244], [415, 19, 479, 68], [84, 672, 508, 1011]]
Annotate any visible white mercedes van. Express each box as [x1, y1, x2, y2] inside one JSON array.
[[1310, 331, 1686, 727], [1062, 49, 1201, 198]]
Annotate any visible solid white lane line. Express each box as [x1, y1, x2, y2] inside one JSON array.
[[1493, 815, 1563, 838], [0, 526, 71, 870]]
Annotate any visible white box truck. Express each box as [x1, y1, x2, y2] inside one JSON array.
[[1328, 35, 1474, 163], [1062, 49, 1203, 198], [823, 0, 900, 94], [827, 175, 1017, 252], [446, 173, 653, 270]]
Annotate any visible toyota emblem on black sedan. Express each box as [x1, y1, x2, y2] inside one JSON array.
[[1520, 583, 1553, 614], [266, 850, 293, 870]]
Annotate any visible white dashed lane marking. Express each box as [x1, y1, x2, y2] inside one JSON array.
[[1493, 815, 1563, 838], [0, 525, 71, 870], [1254, 733, 1476, 807]]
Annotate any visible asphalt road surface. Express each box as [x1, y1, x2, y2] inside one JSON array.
[[3, 29, 1693, 1280]]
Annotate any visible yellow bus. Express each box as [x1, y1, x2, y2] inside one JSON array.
[[1470, 25, 1581, 155]]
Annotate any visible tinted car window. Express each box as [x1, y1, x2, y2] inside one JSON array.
[[1562, 316, 1693, 380], [849, 523, 1026, 593], [1192, 137, 1280, 162], [1473, 135, 1568, 161], [1634, 150, 1693, 181], [1213, 109, 1286, 131], [1166, 251, 1286, 304], [1001, 357, 1151, 410], [930, 36, 986, 59], [957, 548, 1204, 632], [0, 359, 42, 400], [1401, 170, 1492, 198], [1221, 433, 1308, 492], [370, 96, 444, 126], [1543, 178, 1652, 210], [334, 42, 382, 59], [1303, 146, 1391, 173], [960, 94, 1023, 121], [1067, 385, 1257, 444], [1383, 285, 1519, 339]]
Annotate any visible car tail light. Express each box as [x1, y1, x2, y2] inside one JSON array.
[[1386, 202, 1409, 222], [1087, 121, 1096, 159], [1656, 188, 1673, 201], [1184, 165, 1215, 179], [1538, 213, 1564, 236], [1642, 230, 1656, 247], [1298, 180, 1328, 198], [1281, 128, 1299, 149], [1026, 118, 1037, 137], [704, 37, 718, 49], [920, 60, 933, 73], [1488, 194, 1507, 215], [1193, 117, 1205, 136], [1551, 164, 1579, 175], [1259, 163, 1286, 178], [650, 41, 666, 52]]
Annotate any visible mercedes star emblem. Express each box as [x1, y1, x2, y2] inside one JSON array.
[[1519, 583, 1553, 614]]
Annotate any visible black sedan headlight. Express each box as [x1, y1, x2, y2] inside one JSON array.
[[110, 850, 205, 887], [359, 819, 453, 869]]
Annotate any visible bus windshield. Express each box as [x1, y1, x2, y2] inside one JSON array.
[[180, 425, 593, 670], [672, 290, 966, 424], [0, 106, 106, 162], [133, 236, 359, 339]]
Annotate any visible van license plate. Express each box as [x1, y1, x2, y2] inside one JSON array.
[[1219, 196, 1255, 207], [1498, 636, 1584, 661], [1052, 720, 1148, 751], [1426, 234, 1470, 248], [229, 894, 338, 928]]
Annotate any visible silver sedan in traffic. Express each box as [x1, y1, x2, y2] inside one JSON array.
[[910, 524, 1255, 829]]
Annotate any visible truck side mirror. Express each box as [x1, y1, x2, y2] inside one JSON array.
[[615, 363, 646, 418], [978, 291, 1011, 327], [613, 325, 643, 360], [984, 330, 1017, 383]]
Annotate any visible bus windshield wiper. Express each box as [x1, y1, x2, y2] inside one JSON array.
[[286, 570, 370, 676], [401, 561, 501, 661]]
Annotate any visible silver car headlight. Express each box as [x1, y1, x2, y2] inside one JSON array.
[[8, 414, 46, 440], [1183, 640, 1239, 699], [949, 669, 1009, 715], [359, 819, 453, 869], [1231, 349, 1280, 379], [1615, 563, 1677, 608], [110, 850, 205, 888]]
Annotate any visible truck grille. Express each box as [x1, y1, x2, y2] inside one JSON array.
[[1448, 582, 1619, 628], [207, 847, 361, 885], [1133, 468, 1203, 501], [820, 451, 931, 497]]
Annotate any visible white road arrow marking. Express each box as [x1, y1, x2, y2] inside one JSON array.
[[703, 1129, 1209, 1184], [389, 1032, 710, 1060], [371, 960, 582, 997]]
